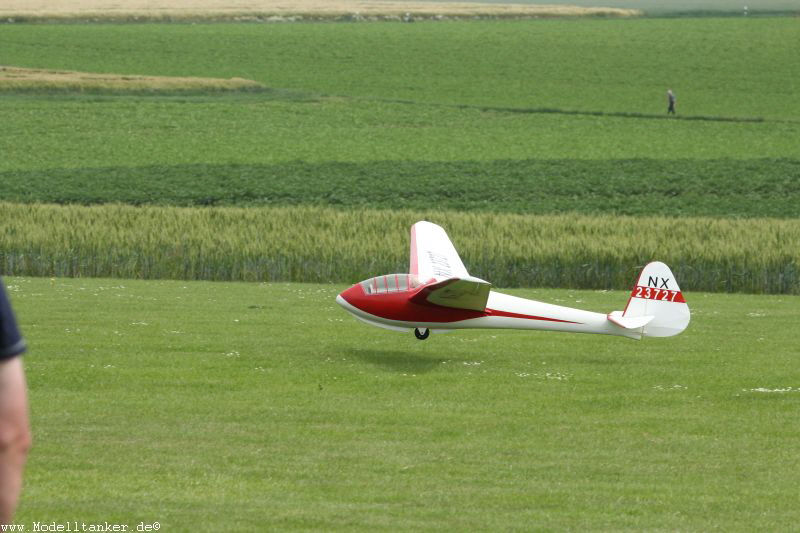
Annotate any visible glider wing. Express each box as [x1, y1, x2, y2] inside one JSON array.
[[410, 221, 470, 282], [410, 277, 491, 312]]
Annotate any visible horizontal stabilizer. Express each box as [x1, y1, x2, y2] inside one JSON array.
[[607, 311, 654, 330], [411, 276, 491, 312]]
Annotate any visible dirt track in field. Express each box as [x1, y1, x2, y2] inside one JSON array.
[[0, 0, 640, 19]]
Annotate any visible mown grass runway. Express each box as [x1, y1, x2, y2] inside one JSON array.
[[11, 276, 800, 531]]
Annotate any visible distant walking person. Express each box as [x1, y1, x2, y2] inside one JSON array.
[[0, 279, 29, 525], [667, 89, 676, 114]]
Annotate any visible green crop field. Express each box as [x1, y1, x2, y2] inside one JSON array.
[[1, 18, 799, 267], [1, 19, 798, 175], [10, 276, 800, 531], [2, 19, 798, 116], [2, 158, 799, 217], [0, 16, 798, 293]]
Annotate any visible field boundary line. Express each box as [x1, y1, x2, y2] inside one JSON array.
[[369, 97, 797, 124]]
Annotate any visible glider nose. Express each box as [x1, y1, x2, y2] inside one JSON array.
[[336, 293, 348, 308], [336, 283, 362, 310]]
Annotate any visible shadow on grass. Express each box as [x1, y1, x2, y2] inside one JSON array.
[[347, 348, 448, 374], [471, 105, 773, 123], [381, 97, 788, 124]]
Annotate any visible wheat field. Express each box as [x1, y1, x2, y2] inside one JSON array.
[[1, 203, 797, 293]]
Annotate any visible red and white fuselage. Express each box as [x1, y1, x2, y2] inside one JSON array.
[[336, 222, 689, 341]]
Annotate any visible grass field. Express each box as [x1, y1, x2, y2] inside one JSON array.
[[2, 6, 799, 531], [1, 19, 798, 174], [10, 276, 800, 531], [2, 94, 797, 175], [2, 19, 797, 117]]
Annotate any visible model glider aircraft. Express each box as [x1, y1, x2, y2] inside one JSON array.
[[336, 221, 690, 340]]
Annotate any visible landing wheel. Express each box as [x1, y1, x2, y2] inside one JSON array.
[[414, 327, 430, 340]]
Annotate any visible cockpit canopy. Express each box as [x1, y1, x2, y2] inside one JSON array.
[[359, 274, 422, 295]]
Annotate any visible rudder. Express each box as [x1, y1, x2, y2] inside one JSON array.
[[618, 262, 690, 337]]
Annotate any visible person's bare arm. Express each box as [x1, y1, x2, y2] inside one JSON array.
[[0, 357, 30, 524]]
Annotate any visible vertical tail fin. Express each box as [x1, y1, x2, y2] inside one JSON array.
[[609, 262, 690, 338]]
